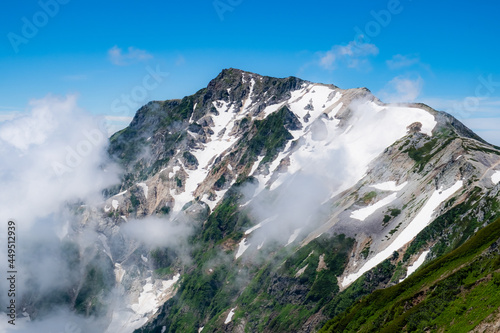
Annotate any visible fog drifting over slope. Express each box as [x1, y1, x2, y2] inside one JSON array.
[[0, 95, 120, 332]]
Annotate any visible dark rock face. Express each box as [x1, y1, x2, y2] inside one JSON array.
[[267, 276, 309, 305], [407, 122, 422, 133], [282, 106, 303, 131]]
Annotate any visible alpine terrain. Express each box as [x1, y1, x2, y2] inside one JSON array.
[[13, 69, 500, 332]]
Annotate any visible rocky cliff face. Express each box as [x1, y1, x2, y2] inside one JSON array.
[[20, 69, 500, 332]]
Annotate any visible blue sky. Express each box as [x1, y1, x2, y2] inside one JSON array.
[[1, 0, 500, 143]]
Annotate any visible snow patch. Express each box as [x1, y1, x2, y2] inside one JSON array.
[[244, 216, 275, 235], [168, 166, 180, 179], [250, 155, 264, 176], [295, 264, 309, 277], [224, 307, 236, 324], [112, 200, 119, 210], [235, 238, 250, 259], [401, 250, 430, 281], [286, 228, 302, 246], [342, 181, 462, 287], [131, 280, 158, 315], [350, 193, 398, 221], [491, 170, 500, 185], [242, 78, 255, 111], [245, 223, 262, 235], [105, 274, 180, 333]]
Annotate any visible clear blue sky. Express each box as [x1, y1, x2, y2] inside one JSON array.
[[1, 0, 500, 142]]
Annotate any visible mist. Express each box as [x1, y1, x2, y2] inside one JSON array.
[[238, 97, 413, 256], [120, 215, 194, 250], [0, 95, 121, 331]]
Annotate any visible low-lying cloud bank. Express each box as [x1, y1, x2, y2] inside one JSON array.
[[0, 95, 121, 332]]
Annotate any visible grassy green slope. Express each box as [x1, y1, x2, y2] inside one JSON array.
[[319, 217, 500, 333]]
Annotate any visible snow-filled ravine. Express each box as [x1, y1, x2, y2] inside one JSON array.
[[400, 250, 430, 282], [224, 307, 236, 324], [105, 274, 180, 333]]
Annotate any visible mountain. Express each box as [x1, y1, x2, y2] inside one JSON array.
[[15, 69, 500, 332]]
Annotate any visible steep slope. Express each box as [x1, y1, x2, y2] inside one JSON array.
[[319, 216, 500, 333], [46, 68, 500, 332]]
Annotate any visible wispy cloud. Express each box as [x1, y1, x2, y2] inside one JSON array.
[[175, 54, 186, 66], [108, 45, 153, 66], [378, 75, 424, 103], [386, 54, 420, 70], [318, 40, 379, 70], [121, 216, 193, 249]]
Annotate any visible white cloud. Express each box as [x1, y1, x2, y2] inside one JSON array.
[[386, 54, 420, 70], [121, 216, 193, 249], [0, 95, 75, 150], [319, 40, 379, 70], [108, 45, 153, 66], [378, 75, 424, 103], [175, 54, 186, 66], [0, 94, 119, 228], [0, 94, 122, 330], [1, 308, 106, 332]]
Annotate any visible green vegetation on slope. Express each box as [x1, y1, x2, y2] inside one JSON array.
[[404, 134, 456, 173], [319, 217, 500, 333], [216, 234, 355, 332], [238, 106, 294, 167]]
